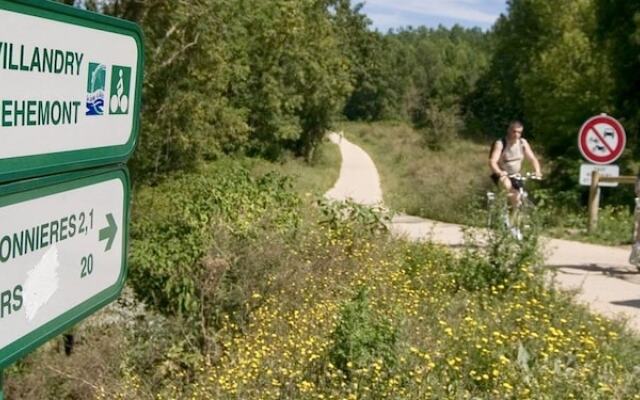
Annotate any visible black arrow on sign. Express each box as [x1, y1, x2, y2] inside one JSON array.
[[99, 213, 117, 252]]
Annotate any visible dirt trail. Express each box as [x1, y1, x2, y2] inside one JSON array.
[[325, 133, 640, 332]]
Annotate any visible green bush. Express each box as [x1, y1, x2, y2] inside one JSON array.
[[129, 163, 301, 332], [417, 104, 463, 151], [328, 287, 398, 379], [453, 200, 543, 291], [317, 199, 391, 236]]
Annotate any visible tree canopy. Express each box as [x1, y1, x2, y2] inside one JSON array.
[[61, 0, 640, 187]]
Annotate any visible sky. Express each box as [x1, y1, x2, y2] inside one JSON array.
[[360, 0, 507, 32]]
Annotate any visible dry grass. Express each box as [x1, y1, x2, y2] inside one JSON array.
[[339, 121, 493, 224]]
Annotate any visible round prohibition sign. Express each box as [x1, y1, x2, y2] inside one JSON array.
[[578, 115, 626, 165]]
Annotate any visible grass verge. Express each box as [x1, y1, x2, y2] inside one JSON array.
[[245, 136, 341, 198], [4, 156, 639, 399]]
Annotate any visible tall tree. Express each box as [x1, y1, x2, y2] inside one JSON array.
[[595, 0, 640, 148], [469, 0, 613, 155], [59, 0, 354, 177], [517, 0, 613, 155], [236, 0, 351, 160]]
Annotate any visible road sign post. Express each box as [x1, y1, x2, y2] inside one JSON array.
[[578, 114, 628, 233], [0, 167, 129, 369], [588, 171, 601, 233], [0, 0, 143, 183]]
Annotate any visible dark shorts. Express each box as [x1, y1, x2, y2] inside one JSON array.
[[491, 173, 523, 190]]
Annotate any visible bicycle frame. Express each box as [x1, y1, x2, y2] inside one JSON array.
[[486, 173, 539, 239]]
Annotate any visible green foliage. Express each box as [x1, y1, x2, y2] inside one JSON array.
[[545, 204, 634, 246], [334, 1, 408, 121], [596, 0, 640, 146], [517, 0, 613, 154], [248, 138, 342, 198], [455, 199, 543, 291], [238, 0, 352, 160], [399, 26, 490, 126], [335, 18, 492, 126], [418, 103, 463, 150], [71, 0, 356, 180], [328, 287, 398, 379], [114, 0, 251, 180], [128, 162, 301, 328], [317, 198, 392, 237], [400, 241, 456, 282], [468, 0, 613, 152]]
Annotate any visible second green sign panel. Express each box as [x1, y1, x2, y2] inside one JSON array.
[[0, 166, 130, 369]]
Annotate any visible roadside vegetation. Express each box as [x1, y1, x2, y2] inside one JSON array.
[[246, 138, 341, 199], [4, 0, 640, 398], [5, 157, 640, 399]]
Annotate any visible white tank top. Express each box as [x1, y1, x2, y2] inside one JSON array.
[[498, 138, 526, 175]]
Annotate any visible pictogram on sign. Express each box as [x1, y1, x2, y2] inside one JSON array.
[[578, 114, 626, 165]]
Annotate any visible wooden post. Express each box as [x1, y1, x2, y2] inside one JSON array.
[[588, 170, 601, 233]]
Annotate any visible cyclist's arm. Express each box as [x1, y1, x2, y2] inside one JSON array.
[[489, 141, 505, 176], [523, 140, 542, 177]]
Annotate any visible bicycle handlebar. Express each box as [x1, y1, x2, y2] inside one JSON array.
[[507, 172, 542, 182]]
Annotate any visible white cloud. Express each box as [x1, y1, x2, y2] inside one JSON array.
[[364, 0, 499, 24], [366, 12, 406, 29]]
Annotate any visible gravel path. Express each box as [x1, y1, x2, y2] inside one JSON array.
[[325, 132, 640, 332]]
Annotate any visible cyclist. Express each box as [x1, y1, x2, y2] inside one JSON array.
[[489, 121, 542, 236]]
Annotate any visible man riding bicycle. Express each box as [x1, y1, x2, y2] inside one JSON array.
[[488, 121, 542, 235]]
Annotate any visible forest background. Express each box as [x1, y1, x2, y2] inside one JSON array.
[[64, 0, 640, 199]]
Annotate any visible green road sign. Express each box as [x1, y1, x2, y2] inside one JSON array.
[[0, 167, 129, 369], [0, 0, 143, 183]]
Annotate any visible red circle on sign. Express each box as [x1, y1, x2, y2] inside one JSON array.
[[578, 115, 626, 165]]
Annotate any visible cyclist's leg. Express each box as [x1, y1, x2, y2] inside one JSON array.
[[486, 191, 496, 227], [494, 176, 514, 227], [500, 177, 522, 227], [497, 176, 519, 205], [510, 188, 524, 238], [500, 177, 525, 238]]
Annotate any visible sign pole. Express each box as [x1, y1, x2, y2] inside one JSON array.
[[588, 170, 601, 233]]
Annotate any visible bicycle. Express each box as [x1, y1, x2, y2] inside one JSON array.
[[486, 172, 541, 240]]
